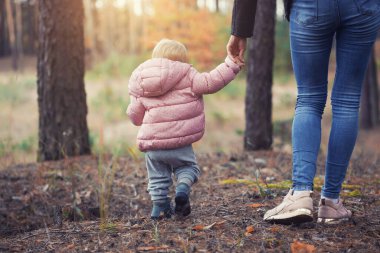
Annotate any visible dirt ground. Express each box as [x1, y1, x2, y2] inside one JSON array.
[[0, 137, 379, 252]]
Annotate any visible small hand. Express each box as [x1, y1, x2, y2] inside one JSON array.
[[227, 35, 247, 67]]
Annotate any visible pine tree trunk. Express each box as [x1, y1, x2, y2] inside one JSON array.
[[0, 0, 6, 56], [37, 0, 90, 161], [360, 48, 379, 129], [245, 0, 276, 150], [14, 0, 23, 71], [5, 0, 17, 70], [215, 0, 219, 12]]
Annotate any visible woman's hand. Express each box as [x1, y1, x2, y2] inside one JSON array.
[[227, 35, 247, 67]]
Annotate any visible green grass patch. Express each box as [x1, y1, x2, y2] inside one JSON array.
[[220, 178, 362, 196], [90, 85, 129, 122], [86, 54, 146, 80], [216, 78, 246, 99], [0, 135, 37, 158], [0, 76, 36, 105]]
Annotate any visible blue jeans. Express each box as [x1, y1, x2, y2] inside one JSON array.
[[290, 0, 380, 198]]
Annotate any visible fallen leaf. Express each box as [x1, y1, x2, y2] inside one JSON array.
[[291, 241, 316, 253], [213, 220, 227, 228], [244, 225, 254, 236], [246, 203, 266, 208], [42, 184, 49, 192], [192, 221, 226, 231], [137, 245, 169, 251], [62, 243, 75, 250], [192, 224, 207, 231], [270, 226, 280, 233]]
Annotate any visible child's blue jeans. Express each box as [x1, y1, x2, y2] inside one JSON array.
[[145, 145, 200, 201], [290, 0, 380, 198]]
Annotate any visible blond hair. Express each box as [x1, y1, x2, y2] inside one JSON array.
[[152, 39, 188, 63]]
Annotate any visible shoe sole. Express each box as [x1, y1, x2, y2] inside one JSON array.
[[317, 217, 350, 224], [264, 208, 313, 225], [175, 195, 191, 217]]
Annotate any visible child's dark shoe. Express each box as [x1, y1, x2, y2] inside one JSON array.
[[175, 192, 191, 216], [175, 183, 191, 217], [151, 198, 172, 220]]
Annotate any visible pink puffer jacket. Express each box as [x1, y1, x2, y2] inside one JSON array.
[[127, 57, 240, 151]]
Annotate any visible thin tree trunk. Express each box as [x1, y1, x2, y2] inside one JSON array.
[[360, 48, 379, 129], [84, 0, 98, 62], [37, 0, 90, 161], [5, 0, 17, 70], [0, 0, 6, 56], [128, 0, 136, 54], [215, 0, 219, 12], [15, 0, 23, 71], [245, 0, 276, 150]]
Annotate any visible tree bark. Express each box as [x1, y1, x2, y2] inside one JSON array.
[[37, 0, 90, 161], [245, 0, 276, 150], [360, 48, 379, 129], [0, 0, 8, 56], [5, 0, 17, 70], [14, 0, 23, 71], [215, 0, 220, 12]]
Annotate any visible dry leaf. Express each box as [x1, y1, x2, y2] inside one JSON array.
[[213, 220, 227, 228], [244, 225, 254, 236], [137, 245, 169, 251], [270, 226, 280, 233], [62, 243, 75, 250], [291, 241, 316, 253], [192, 224, 207, 231], [192, 221, 226, 231], [246, 203, 265, 208]]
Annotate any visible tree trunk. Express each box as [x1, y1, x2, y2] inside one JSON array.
[[128, 0, 137, 54], [37, 0, 90, 161], [5, 0, 17, 70], [14, 0, 23, 70], [360, 48, 379, 129], [84, 0, 98, 62], [215, 0, 219, 12], [245, 0, 276, 150], [0, 0, 8, 56]]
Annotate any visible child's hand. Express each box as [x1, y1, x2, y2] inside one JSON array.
[[225, 56, 242, 74], [227, 35, 247, 66]]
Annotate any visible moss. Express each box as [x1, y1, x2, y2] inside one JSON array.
[[266, 180, 292, 189], [342, 189, 362, 198], [219, 178, 256, 186]]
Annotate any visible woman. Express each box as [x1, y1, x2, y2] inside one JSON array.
[[227, 0, 380, 224]]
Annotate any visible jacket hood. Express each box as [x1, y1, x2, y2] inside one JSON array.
[[128, 58, 192, 97]]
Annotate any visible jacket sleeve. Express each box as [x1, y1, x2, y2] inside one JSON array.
[[126, 96, 145, 126], [190, 57, 241, 96], [231, 0, 258, 38]]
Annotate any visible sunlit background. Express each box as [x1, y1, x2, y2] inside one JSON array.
[[0, 0, 378, 166]]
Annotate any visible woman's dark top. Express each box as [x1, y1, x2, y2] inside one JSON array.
[[231, 0, 293, 38]]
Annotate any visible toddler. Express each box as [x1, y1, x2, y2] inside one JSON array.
[[127, 39, 240, 220]]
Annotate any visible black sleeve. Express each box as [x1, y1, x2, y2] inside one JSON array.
[[231, 0, 258, 38]]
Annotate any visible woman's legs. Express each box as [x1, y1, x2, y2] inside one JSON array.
[[290, 6, 336, 191], [323, 5, 380, 199], [264, 0, 380, 224]]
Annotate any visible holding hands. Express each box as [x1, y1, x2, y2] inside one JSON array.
[[226, 35, 247, 67]]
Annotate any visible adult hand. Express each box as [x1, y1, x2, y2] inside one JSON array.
[[227, 35, 247, 66]]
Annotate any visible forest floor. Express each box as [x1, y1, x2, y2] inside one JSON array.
[[1, 54, 380, 252], [0, 131, 379, 252]]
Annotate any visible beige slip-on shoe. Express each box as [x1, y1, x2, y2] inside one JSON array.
[[264, 189, 314, 225], [317, 198, 352, 224]]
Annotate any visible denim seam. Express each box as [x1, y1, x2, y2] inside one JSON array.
[[335, 0, 341, 27]]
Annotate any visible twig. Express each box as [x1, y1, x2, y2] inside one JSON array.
[[21, 229, 99, 240], [43, 219, 51, 244]]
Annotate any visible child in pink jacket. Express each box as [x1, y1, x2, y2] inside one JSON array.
[[127, 39, 240, 220]]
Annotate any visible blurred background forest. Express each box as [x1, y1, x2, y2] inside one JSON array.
[[0, 0, 378, 166]]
